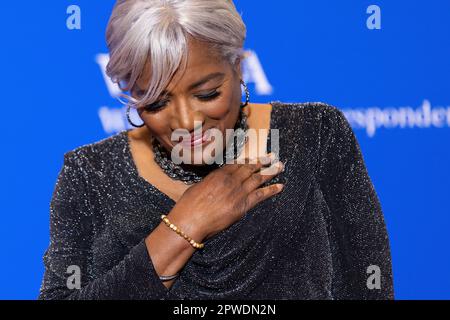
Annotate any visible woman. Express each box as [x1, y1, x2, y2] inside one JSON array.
[[39, 0, 394, 299]]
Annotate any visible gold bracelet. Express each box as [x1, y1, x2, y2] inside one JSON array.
[[160, 214, 205, 249]]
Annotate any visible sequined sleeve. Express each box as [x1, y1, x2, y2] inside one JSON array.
[[316, 105, 394, 299], [38, 151, 169, 300]]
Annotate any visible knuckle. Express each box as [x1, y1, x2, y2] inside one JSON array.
[[243, 196, 250, 211], [223, 174, 234, 186], [251, 173, 262, 183], [245, 164, 257, 174], [255, 189, 264, 199]]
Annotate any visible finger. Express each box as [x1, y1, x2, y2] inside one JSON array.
[[245, 183, 284, 211], [259, 159, 285, 176], [242, 160, 284, 193], [233, 153, 275, 181], [222, 152, 273, 175]]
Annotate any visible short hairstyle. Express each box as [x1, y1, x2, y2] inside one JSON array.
[[105, 0, 247, 108]]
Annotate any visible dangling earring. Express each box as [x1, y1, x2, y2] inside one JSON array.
[[240, 79, 250, 108], [126, 105, 145, 128]]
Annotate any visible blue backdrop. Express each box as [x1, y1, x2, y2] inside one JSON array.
[[1, 0, 449, 299]]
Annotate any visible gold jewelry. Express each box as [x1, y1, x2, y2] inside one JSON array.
[[160, 214, 205, 249]]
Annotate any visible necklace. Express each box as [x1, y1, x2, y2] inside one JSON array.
[[152, 108, 249, 185]]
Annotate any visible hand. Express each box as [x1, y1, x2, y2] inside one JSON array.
[[169, 153, 284, 241]]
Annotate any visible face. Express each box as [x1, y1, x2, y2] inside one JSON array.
[[131, 37, 243, 166]]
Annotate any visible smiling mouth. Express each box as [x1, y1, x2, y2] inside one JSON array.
[[171, 127, 215, 148], [182, 130, 211, 147]]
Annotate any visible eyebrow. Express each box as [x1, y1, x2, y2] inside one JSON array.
[[135, 72, 226, 97]]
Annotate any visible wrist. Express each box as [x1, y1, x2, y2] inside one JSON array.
[[166, 209, 207, 247]]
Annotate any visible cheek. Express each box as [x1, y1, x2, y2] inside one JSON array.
[[203, 89, 237, 121], [140, 113, 169, 136]]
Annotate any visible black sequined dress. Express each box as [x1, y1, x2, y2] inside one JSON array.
[[38, 101, 394, 300]]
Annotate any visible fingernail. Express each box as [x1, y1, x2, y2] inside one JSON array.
[[272, 161, 284, 170], [268, 152, 277, 160], [260, 154, 272, 164]]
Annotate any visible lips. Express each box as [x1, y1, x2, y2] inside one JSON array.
[[177, 128, 212, 147]]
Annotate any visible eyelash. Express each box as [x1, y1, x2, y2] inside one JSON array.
[[143, 90, 222, 112]]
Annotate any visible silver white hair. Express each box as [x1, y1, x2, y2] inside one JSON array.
[[105, 0, 247, 108]]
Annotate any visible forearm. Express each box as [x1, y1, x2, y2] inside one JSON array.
[[144, 208, 207, 289]]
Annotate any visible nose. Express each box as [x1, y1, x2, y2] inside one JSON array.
[[169, 102, 206, 137]]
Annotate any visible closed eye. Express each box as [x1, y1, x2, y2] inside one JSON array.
[[143, 90, 222, 113], [196, 90, 221, 101]]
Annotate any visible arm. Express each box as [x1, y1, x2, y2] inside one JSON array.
[[38, 151, 203, 300], [316, 104, 394, 299]]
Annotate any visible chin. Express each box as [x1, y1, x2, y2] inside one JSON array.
[[185, 147, 222, 166]]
